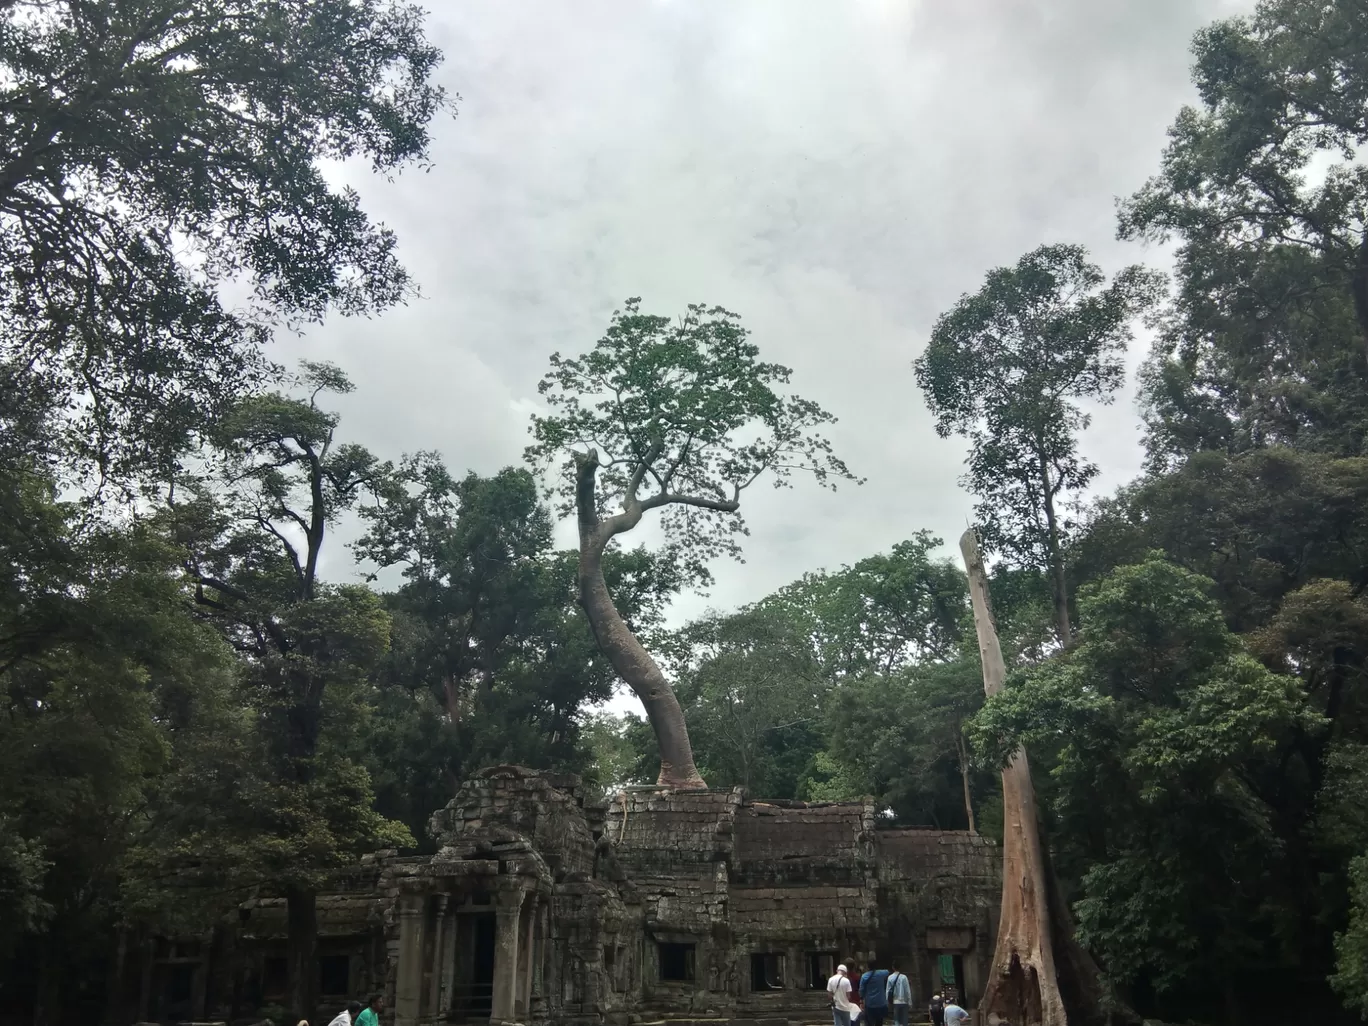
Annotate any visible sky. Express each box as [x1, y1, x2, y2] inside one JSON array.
[[280, 0, 1256, 699]]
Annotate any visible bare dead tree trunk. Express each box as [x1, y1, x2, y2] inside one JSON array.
[[576, 452, 706, 789], [961, 530, 1135, 1026], [962, 529, 1068, 1026]]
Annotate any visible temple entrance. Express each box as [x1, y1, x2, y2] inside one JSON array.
[[450, 912, 496, 1023], [933, 952, 965, 1003]]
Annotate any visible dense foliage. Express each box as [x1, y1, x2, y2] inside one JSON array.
[[0, 0, 449, 485]]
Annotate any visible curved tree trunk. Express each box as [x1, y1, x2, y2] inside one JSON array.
[[576, 453, 706, 790]]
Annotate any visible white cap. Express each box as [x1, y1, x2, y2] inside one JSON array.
[[837, 964, 848, 973]]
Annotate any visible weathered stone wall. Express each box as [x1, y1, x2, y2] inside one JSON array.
[[877, 830, 1000, 1007], [154, 768, 1001, 1026]]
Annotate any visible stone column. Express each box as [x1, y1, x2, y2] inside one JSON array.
[[192, 930, 213, 1020], [529, 904, 547, 1018], [491, 890, 524, 1023], [395, 894, 426, 1026], [426, 896, 449, 1021], [516, 899, 537, 1015], [438, 899, 458, 1017], [136, 941, 153, 1023]]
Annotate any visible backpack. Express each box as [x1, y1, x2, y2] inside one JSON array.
[[885, 972, 904, 1004]]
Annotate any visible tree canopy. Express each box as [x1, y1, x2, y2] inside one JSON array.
[[914, 244, 1164, 645], [0, 0, 449, 482], [525, 298, 858, 787]]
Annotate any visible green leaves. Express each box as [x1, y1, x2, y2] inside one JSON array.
[[1333, 854, 1368, 1020], [970, 554, 1309, 995], [0, 0, 449, 483], [1120, 0, 1368, 472], [914, 244, 1163, 626], [525, 298, 859, 575], [1118, 0, 1368, 309]]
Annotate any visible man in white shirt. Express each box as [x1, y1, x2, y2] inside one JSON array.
[[943, 1000, 969, 1026], [828, 963, 857, 1026]]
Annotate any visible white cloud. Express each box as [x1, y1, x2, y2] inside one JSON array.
[[276, 0, 1257, 708]]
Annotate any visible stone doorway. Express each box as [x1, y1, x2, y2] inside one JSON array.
[[450, 912, 496, 1023]]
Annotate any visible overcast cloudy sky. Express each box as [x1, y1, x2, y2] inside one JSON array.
[[283, 0, 1253, 645]]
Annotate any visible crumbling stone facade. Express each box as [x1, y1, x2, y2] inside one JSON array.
[[132, 766, 1000, 1026]]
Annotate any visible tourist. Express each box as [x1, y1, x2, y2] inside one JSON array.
[[929, 993, 946, 1026], [326, 1001, 362, 1026], [858, 959, 890, 1026], [885, 962, 911, 1026], [942, 998, 969, 1026], [356, 994, 383, 1026], [827, 962, 856, 1026]]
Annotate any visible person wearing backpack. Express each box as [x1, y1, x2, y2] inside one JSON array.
[[885, 962, 911, 1026], [858, 960, 891, 1026], [928, 993, 946, 1026]]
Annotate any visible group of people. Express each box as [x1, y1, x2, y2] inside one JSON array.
[[826, 962, 968, 1026]]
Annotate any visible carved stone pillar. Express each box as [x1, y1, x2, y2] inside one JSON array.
[[491, 890, 523, 1023], [529, 904, 547, 1018], [426, 896, 449, 1021], [438, 897, 458, 1017], [516, 898, 536, 1016], [395, 894, 426, 1026]]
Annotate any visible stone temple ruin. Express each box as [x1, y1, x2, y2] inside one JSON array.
[[130, 766, 1001, 1026]]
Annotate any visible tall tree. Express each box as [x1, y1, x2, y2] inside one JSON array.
[[915, 245, 1163, 647], [168, 363, 409, 1025], [525, 298, 857, 788], [1118, 0, 1368, 354], [1071, 447, 1368, 1020], [0, 0, 449, 482]]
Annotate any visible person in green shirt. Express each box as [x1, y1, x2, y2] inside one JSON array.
[[355, 994, 383, 1026]]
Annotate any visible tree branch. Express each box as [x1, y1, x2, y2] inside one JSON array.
[[639, 487, 740, 513]]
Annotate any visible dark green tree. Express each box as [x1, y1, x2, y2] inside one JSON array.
[[525, 298, 858, 788], [166, 363, 409, 1025], [915, 244, 1164, 647], [0, 0, 449, 482], [0, 462, 245, 1024], [1119, 1, 1368, 474], [355, 457, 687, 836], [1118, 0, 1368, 353], [972, 556, 1312, 1021]]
